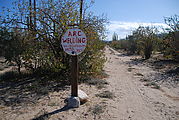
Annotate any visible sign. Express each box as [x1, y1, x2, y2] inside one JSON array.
[[61, 28, 87, 55]]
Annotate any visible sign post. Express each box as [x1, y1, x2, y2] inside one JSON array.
[[61, 28, 87, 97], [61, 0, 84, 108]]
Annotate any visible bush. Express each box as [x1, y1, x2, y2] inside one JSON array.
[[163, 15, 179, 62], [109, 26, 158, 59], [0, 0, 108, 81]]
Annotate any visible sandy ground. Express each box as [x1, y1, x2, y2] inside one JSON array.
[[103, 46, 179, 120], [0, 46, 179, 120]]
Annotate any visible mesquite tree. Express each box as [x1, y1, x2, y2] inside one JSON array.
[[0, 0, 107, 76], [134, 26, 158, 59], [164, 15, 179, 61]]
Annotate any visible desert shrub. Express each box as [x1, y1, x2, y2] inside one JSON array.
[[125, 35, 137, 54], [109, 26, 158, 59], [0, 0, 108, 81], [110, 40, 121, 50], [134, 26, 158, 59], [163, 15, 179, 61], [163, 31, 179, 61]]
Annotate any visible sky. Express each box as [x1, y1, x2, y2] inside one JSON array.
[[89, 0, 179, 40], [0, 0, 179, 40]]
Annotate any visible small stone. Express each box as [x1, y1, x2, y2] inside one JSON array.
[[78, 90, 89, 104], [66, 97, 80, 108], [176, 111, 179, 115]]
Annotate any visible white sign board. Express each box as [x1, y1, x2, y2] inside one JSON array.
[[61, 28, 87, 55]]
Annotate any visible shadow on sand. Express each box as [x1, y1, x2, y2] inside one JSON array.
[[0, 71, 70, 107], [32, 105, 73, 120]]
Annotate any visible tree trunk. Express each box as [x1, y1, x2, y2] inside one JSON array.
[[17, 64, 21, 75]]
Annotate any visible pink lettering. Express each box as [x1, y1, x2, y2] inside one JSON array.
[[78, 31, 81, 36], [73, 31, 77, 36], [68, 31, 72, 36], [82, 38, 86, 43]]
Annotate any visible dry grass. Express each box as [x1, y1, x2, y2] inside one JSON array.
[[89, 104, 106, 115], [134, 73, 144, 76], [81, 76, 108, 89], [144, 82, 160, 89], [127, 67, 135, 72], [96, 90, 115, 99]]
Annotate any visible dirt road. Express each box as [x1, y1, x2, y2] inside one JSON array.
[[104, 46, 179, 120]]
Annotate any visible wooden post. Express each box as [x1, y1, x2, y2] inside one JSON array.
[[71, 0, 83, 97], [71, 55, 78, 97]]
